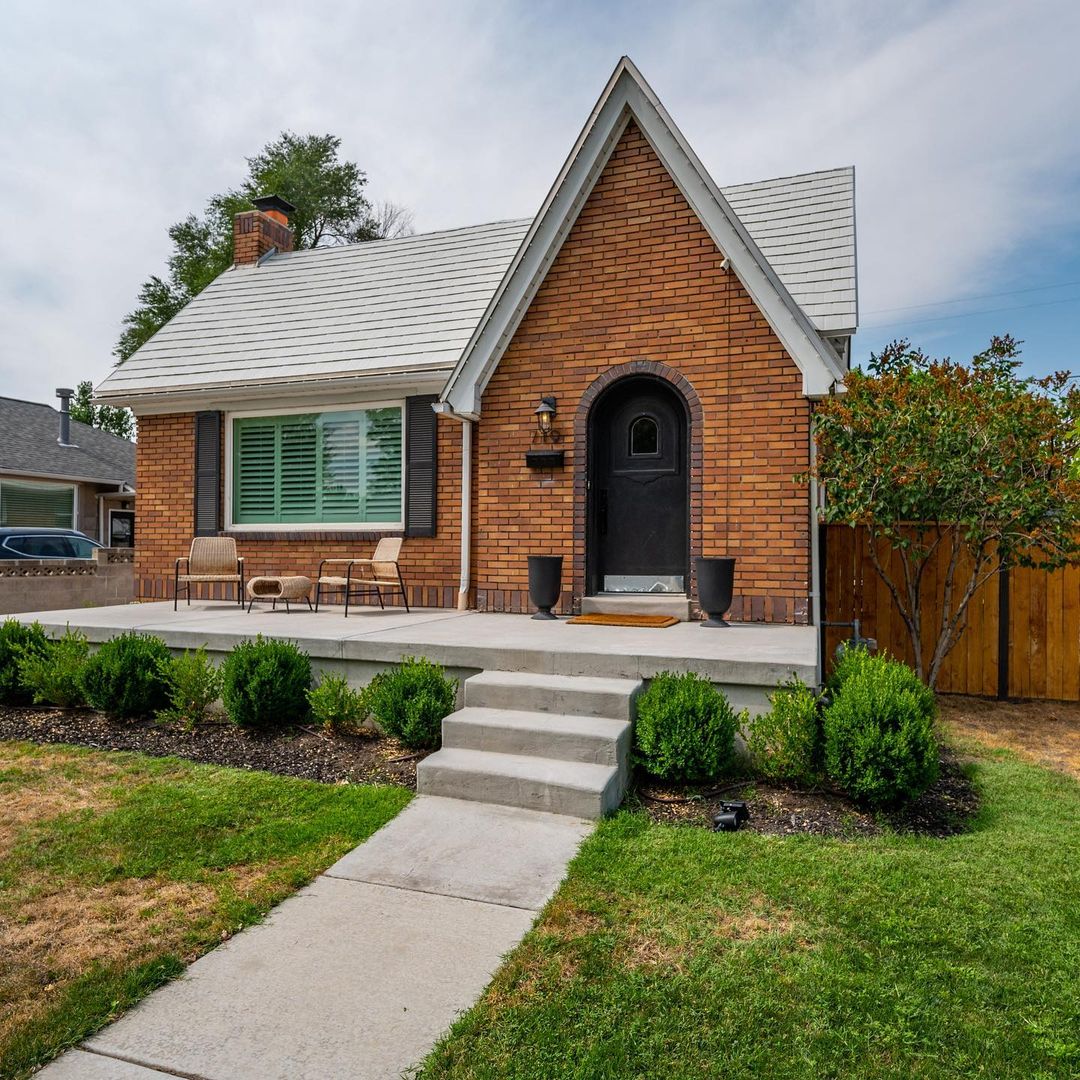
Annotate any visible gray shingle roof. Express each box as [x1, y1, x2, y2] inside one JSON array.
[[97, 167, 855, 401], [0, 397, 135, 486], [722, 167, 856, 334]]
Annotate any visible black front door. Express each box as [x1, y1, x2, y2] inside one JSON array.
[[587, 376, 689, 594]]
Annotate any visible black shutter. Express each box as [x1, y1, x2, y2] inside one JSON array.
[[194, 411, 222, 536], [404, 396, 438, 537]]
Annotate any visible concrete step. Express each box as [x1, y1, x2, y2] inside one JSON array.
[[416, 747, 623, 819], [443, 707, 630, 767], [464, 670, 641, 719], [581, 593, 692, 621]]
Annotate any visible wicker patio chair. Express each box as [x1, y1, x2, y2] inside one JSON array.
[[314, 537, 410, 617], [174, 536, 245, 610]]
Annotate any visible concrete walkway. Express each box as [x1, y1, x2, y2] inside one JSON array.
[[40, 797, 592, 1080]]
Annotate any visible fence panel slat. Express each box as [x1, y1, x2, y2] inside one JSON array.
[[823, 525, 1079, 701]]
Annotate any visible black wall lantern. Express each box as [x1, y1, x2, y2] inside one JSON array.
[[534, 396, 558, 440], [526, 395, 565, 469]]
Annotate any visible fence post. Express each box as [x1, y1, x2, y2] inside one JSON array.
[[997, 566, 1010, 700]]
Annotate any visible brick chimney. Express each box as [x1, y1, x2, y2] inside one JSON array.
[[233, 194, 296, 265]]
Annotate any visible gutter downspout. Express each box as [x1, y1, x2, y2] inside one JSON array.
[[457, 419, 472, 610], [808, 418, 823, 686]]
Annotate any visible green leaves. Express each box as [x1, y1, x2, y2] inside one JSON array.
[[115, 131, 408, 363], [812, 336, 1080, 685]]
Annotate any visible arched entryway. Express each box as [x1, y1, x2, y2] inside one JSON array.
[[586, 375, 690, 595]]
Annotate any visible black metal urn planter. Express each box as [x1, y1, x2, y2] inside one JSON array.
[[527, 555, 563, 620], [695, 556, 735, 627]]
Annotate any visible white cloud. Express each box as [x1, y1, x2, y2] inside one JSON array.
[[1, 0, 1078, 402]]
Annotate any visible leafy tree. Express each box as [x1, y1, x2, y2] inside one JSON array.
[[811, 335, 1080, 688], [115, 132, 412, 362], [69, 381, 135, 441]]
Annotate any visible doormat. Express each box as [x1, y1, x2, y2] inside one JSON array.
[[566, 613, 680, 628]]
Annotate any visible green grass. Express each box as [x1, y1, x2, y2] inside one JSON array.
[[420, 748, 1080, 1080], [0, 740, 410, 1079]]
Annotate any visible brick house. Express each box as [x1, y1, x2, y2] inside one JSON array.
[[95, 58, 856, 624]]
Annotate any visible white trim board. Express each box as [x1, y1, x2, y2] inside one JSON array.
[[440, 57, 847, 417]]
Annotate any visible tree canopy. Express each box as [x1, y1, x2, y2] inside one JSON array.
[[115, 132, 412, 363], [811, 335, 1080, 687], [69, 381, 135, 441]]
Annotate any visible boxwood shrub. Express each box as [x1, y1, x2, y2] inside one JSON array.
[[16, 626, 90, 708], [0, 619, 49, 705], [221, 636, 311, 730], [747, 676, 822, 785], [362, 657, 456, 750], [81, 631, 173, 719], [308, 673, 367, 732], [822, 648, 938, 807], [634, 671, 744, 783]]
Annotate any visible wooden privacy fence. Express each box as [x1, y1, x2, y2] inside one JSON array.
[[822, 525, 1080, 701]]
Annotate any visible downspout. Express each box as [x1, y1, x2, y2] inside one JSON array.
[[457, 419, 472, 610], [809, 416, 823, 686]]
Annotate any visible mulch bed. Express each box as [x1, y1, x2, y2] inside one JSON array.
[[633, 748, 979, 839], [0, 705, 424, 788]]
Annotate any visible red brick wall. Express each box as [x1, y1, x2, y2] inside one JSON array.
[[135, 411, 462, 608], [135, 120, 812, 622], [471, 120, 812, 622]]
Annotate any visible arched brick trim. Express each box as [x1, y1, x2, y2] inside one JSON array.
[[572, 360, 704, 608]]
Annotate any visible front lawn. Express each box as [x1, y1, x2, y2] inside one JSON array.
[[0, 740, 410, 1079], [420, 745, 1080, 1079]]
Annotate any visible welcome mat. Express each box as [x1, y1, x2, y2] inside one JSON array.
[[566, 613, 680, 629]]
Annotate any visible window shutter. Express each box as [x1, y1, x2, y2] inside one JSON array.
[[0, 481, 75, 528], [365, 408, 404, 523], [405, 396, 438, 537], [194, 411, 222, 536]]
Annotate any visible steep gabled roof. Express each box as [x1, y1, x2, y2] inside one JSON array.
[[0, 396, 135, 486], [440, 57, 848, 416]]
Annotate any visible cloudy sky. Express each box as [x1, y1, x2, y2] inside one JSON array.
[[2, 0, 1079, 406]]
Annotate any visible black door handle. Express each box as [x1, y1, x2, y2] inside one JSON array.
[[597, 489, 608, 536]]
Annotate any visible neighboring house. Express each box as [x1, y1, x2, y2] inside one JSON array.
[[95, 58, 856, 621], [0, 392, 136, 547]]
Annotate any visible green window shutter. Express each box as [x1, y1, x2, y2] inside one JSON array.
[[234, 419, 277, 522], [364, 408, 404, 523], [232, 407, 403, 526], [320, 414, 362, 521], [0, 481, 75, 528], [279, 417, 318, 521]]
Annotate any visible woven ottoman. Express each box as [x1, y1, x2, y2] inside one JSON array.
[[246, 575, 314, 613]]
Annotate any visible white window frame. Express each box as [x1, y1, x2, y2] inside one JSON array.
[[224, 400, 406, 532], [0, 477, 78, 530]]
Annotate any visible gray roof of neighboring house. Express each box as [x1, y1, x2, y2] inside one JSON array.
[[0, 396, 135, 487], [97, 167, 856, 401]]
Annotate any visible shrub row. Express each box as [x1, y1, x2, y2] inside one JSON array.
[[633, 648, 938, 809], [0, 619, 456, 750]]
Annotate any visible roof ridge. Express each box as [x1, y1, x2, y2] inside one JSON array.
[[721, 165, 854, 191]]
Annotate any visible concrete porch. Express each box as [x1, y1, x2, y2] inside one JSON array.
[[15, 600, 817, 707]]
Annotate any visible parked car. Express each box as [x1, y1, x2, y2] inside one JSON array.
[[0, 527, 103, 560]]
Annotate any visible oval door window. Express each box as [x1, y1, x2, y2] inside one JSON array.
[[629, 415, 660, 456]]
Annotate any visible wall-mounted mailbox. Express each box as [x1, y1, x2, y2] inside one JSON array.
[[525, 449, 566, 470]]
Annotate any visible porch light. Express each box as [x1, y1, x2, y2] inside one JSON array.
[[534, 396, 557, 439]]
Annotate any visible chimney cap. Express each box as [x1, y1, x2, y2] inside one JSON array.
[[252, 194, 296, 217], [55, 387, 75, 399]]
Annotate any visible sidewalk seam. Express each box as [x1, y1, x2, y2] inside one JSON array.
[[320, 871, 543, 913]]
